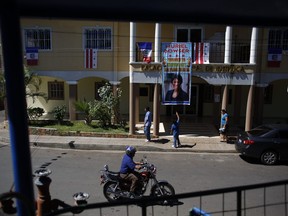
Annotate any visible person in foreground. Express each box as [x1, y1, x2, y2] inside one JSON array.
[[119, 146, 143, 198]]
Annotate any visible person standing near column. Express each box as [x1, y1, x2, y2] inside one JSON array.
[[144, 106, 152, 142]]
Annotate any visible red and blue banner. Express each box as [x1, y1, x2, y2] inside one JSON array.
[[137, 42, 152, 63], [26, 47, 38, 66], [84, 49, 97, 69], [193, 42, 210, 64], [267, 48, 282, 67]]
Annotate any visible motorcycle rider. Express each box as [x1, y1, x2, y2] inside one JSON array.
[[119, 146, 143, 198]]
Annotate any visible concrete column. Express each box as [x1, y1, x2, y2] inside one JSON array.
[[155, 23, 161, 62], [221, 85, 228, 111], [153, 84, 160, 136], [213, 86, 221, 126], [244, 27, 258, 130], [67, 81, 78, 121], [224, 26, 232, 64], [250, 27, 258, 64], [153, 23, 161, 136], [129, 22, 136, 135], [254, 87, 264, 126], [245, 85, 254, 131], [222, 26, 232, 115], [113, 22, 119, 83], [233, 86, 241, 125], [135, 83, 139, 123]]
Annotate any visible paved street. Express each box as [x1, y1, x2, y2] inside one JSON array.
[[1, 145, 287, 215]]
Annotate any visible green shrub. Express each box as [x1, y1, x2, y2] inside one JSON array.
[[52, 105, 66, 123], [27, 107, 45, 120]]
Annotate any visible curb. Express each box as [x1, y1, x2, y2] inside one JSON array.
[[30, 141, 237, 153]]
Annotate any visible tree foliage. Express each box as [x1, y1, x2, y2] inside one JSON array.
[[74, 82, 122, 127], [97, 83, 122, 126], [0, 65, 48, 103]]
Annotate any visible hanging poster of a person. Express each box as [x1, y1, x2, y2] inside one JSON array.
[[161, 42, 192, 105]]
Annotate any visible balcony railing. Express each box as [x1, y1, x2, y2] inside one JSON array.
[[136, 42, 251, 64], [209, 42, 250, 64], [41, 179, 288, 216]]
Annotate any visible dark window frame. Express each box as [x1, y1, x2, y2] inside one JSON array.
[[48, 81, 64, 100]]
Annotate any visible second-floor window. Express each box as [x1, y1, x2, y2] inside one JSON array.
[[268, 29, 288, 50], [24, 28, 52, 50], [84, 27, 112, 50], [176, 27, 203, 64]]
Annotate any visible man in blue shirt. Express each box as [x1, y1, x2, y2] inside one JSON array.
[[144, 107, 152, 142], [220, 109, 229, 142], [119, 146, 142, 198]]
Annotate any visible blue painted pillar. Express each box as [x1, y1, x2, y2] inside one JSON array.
[[1, 1, 35, 216]]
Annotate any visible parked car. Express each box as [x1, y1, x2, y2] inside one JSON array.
[[235, 124, 288, 165]]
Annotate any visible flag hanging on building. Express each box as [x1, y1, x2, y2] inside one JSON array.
[[84, 49, 97, 69], [267, 48, 282, 67], [26, 47, 39, 66], [193, 43, 210, 64], [137, 42, 152, 63]]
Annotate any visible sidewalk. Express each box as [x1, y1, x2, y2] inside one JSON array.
[[0, 127, 237, 153]]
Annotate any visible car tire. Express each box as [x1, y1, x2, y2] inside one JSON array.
[[260, 151, 278, 165]]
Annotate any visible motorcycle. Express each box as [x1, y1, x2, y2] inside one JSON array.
[[100, 156, 175, 202]]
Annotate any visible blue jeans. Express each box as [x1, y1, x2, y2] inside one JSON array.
[[173, 134, 181, 147], [144, 126, 151, 141]]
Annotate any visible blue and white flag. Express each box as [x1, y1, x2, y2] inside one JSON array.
[[267, 48, 282, 67], [26, 47, 39, 66]]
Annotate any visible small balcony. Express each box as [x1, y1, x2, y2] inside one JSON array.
[[130, 42, 254, 73]]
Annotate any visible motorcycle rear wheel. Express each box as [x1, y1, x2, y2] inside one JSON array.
[[150, 182, 175, 197], [103, 182, 122, 202]]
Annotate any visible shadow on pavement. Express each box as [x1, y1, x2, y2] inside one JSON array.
[[178, 143, 197, 148], [152, 138, 170, 144]]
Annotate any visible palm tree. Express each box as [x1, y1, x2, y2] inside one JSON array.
[[23, 66, 48, 103], [0, 65, 48, 120]]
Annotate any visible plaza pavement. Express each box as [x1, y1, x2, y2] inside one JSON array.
[[0, 109, 237, 153]]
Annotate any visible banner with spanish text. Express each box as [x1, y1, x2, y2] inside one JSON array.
[[161, 42, 192, 105]]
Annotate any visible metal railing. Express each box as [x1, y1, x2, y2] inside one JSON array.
[[204, 42, 250, 64], [39, 179, 288, 216]]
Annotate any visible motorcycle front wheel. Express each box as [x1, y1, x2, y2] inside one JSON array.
[[103, 182, 122, 202], [150, 182, 175, 197]]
